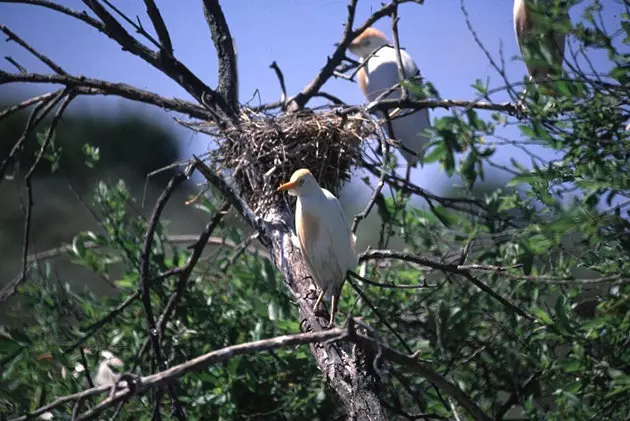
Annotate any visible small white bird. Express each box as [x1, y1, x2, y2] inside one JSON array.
[[348, 27, 431, 179], [513, 0, 568, 93], [75, 350, 125, 388], [277, 169, 358, 327]]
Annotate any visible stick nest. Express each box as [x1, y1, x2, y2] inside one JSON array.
[[215, 108, 377, 213]]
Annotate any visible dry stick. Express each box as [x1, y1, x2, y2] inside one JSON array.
[[364, 97, 519, 115], [0, 25, 67, 74], [5, 56, 26, 72], [269, 61, 288, 108], [0, 90, 62, 122], [64, 291, 140, 353], [132, 202, 231, 375], [19, 91, 74, 299], [141, 0, 173, 55], [0, 71, 212, 120], [139, 172, 187, 421], [389, 5, 408, 98]]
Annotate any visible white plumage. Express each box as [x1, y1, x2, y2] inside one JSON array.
[[277, 169, 358, 327], [513, 0, 568, 89], [76, 350, 125, 388], [348, 27, 431, 173]]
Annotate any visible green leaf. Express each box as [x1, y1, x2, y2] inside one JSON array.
[[533, 307, 553, 325]]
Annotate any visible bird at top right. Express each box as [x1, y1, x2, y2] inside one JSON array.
[[348, 27, 431, 182], [513, 0, 570, 95]]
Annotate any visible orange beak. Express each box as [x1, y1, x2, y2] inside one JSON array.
[[277, 181, 297, 192]]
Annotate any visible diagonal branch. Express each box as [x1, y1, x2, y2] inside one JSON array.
[[13, 324, 492, 421], [288, 0, 422, 111], [142, 0, 173, 55], [0, 25, 67, 74]]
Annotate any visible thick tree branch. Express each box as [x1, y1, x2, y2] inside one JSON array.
[[202, 0, 239, 113]]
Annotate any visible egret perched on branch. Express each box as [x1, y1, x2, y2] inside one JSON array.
[[513, 0, 569, 94], [348, 27, 431, 180], [277, 169, 358, 327]]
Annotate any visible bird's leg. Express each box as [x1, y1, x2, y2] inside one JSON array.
[[327, 294, 337, 328], [313, 290, 325, 313]]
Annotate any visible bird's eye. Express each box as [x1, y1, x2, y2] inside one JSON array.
[[299, 179, 305, 186]]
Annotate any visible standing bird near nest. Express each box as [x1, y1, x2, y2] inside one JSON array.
[[277, 169, 358, 327], [513, 0, 569, 96], [348, 27, 431, 181]]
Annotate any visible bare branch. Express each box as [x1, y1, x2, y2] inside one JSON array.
[[269, 61, 287, 108], [0, 25, 67, 74], [0, 71, 212, 119], [202, 0, 239, 112], [363, 97, 519, 115], [0, 90, 61, 122], [11, 329, 347, 421], [5, 56, 26, 72], [142, 0, 173, 55]]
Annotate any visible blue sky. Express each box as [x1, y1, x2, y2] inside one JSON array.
[[0, 0, 624, 211]]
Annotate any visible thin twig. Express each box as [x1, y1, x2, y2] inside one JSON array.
[[269, 61, 287, 108], [0, 25, 67, 74], [139, 172, 187, 420], [359, 249, 534, 321]]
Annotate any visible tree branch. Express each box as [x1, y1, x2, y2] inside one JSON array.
[[0, 71, 212, 119], [0, 25, 67, 74], [13, 324, 492, 421], [139, 171, 187, 420], [142, 0, 173, 55], [202, 0, 239, 113], [288, 0, 423, 110]]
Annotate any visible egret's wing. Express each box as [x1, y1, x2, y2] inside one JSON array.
[[323, 190, 358, 269], [295, 199, 322, 285], [364, 48, 402, 102]]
